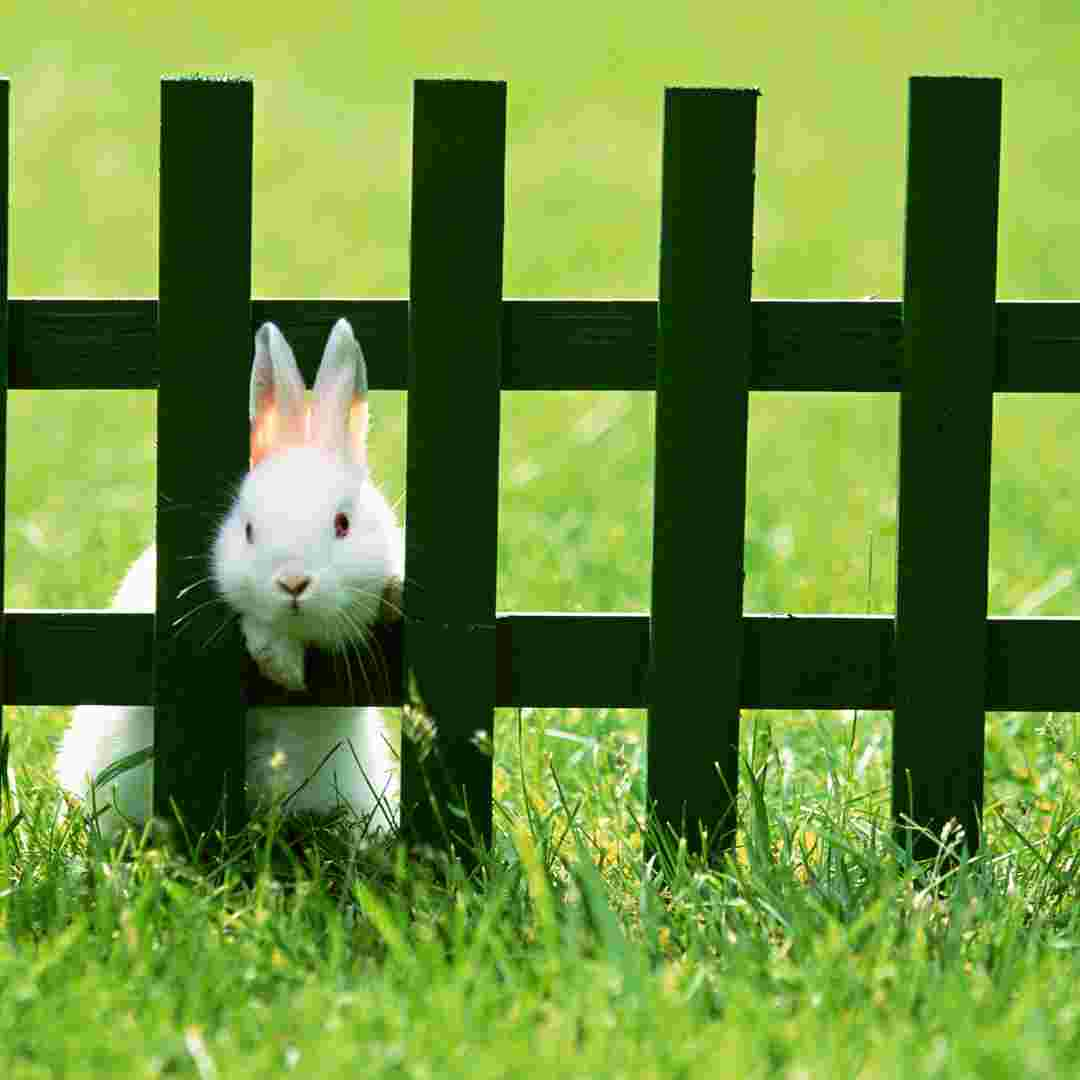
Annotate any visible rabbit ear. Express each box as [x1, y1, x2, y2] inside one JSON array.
[[250, 323, 308, 468], [310, 318, 369, 467]]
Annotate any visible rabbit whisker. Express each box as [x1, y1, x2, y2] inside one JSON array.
[[175, 576, 214, 601], [342, 583, 407, 622], [336, 610, 378, 703], [329, 618, 356, 698], [332, 637, 358, 706], [346, 606, 392, 698], [395, 573, 428, 602], [343, 600, 392, 670], [201, 611, 241, 652], [360, 629, 393, 704], [171, 594, 226, 630], [335, 642, 354, 703]]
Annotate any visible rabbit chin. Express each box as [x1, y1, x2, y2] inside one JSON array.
[[264, 602, 336, 646], [258, 593, 382, 652]]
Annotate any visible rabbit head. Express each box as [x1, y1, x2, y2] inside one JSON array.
[[212, 318, 402, 691]]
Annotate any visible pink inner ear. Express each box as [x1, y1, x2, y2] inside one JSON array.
[[250, 400, 311, 469], [349, 395, 369, 464], [250, 402, 281, 468], [251, 395, 368, 469]]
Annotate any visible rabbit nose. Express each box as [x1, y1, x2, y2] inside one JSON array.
[[277, 573, 312, 598]]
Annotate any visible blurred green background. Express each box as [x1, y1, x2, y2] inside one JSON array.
[[2, 1, 1079, 810], [4, 2, 1079, 299]]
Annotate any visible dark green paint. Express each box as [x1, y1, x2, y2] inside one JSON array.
[[3, 74, 1073, 863], [154, 79, 252, 837], [893, 77, 1002, 855], [11, 611, 1080, 715], [496, 614, 650, 707], [402, 81, 506, 855], [8, 298, 1080, 392], [649, 88, 758, 857]]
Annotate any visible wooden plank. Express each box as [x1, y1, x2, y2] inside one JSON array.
[[402, 80, 505, 854], [750, 301, 903, 390], [501, 300, 657, 389], [154, 78, 252, 837], [7, 612, 154, 704], [984, 617, 1080, 712], [0, 79, 8, 751], [740, 614, 894, 709], [11, 610, 1080, 712], [649, 88, 757, 857], [994, 302, 1080, 392], [495, 613, 650, 707], [892, 77, 1002, 855], [9, 299, 157, 388], [8, 297, 1080, 391]]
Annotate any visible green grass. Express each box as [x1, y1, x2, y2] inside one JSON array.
[[7, 716, 1080, 1078], [6, 1, 1080, 1075]]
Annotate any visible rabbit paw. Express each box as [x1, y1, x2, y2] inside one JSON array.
[[242, 617, 306, 692]]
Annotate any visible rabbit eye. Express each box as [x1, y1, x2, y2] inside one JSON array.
[[334, 512, 350, 539], [244, 521, 254, 544]]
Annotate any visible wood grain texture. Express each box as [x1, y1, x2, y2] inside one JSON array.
[[402, 80, 506, 854], [892, 77, 1002, 854], [9, 298, 1080, 390], [649, 88, 758, 856], [154, 78, 252, 836]]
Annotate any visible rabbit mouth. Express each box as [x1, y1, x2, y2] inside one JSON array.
[[271, 599, 320, 634]]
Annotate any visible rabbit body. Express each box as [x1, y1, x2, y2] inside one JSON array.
[[55, 319, 402, 834]]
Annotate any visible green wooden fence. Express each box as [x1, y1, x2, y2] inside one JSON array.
[[1, 74, 1078, 860]]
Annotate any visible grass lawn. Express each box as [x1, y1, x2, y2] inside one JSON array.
[[5, 2, 1080, 1075]]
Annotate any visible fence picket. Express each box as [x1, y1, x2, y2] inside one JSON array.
[[402, 81, 506, 854], [154, 78, 253, 836], [892, 77, 1002, 854], [649, 88, 758, 856]]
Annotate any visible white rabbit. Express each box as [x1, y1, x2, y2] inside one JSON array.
[[55, 318, 403, 835]]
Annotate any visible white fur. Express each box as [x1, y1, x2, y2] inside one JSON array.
[[55, 319, 402, 836]]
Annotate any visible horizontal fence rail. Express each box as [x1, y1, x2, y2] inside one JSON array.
[[8, 612, 1080, 713], [7, 298, 1080, 391]]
